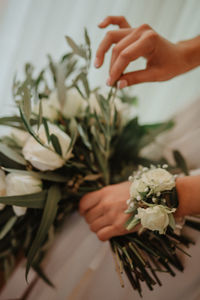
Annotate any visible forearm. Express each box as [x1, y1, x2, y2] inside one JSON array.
[[179, 36, 200, 72], [175, 175, 200, 217]]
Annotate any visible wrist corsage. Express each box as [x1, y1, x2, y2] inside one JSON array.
[[125, 164, 178, 234]]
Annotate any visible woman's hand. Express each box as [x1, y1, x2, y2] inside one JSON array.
[[95, 16, 200, 88], [79, 181, 137, 241]]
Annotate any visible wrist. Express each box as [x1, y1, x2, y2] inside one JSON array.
[[178, 36, 200, 71], [175, 175, 200, 218]]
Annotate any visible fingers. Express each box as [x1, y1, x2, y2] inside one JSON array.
[[94, 29, 131, 68], [109, 29, 140, 72], [107, 31, 156, 86], [84, 204, 103, 224], [117, 68, 158, 88], [79, 190, 101, 215], [90, 216, 112, 233], [98, 16, 131, 29]]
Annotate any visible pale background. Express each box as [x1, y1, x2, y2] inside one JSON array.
[[0, 0, 200, 123]]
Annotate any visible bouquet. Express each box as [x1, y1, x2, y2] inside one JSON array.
[[0, 30, 199, 297]]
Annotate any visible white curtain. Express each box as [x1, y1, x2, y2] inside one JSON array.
[[0, 0, 200, 123]]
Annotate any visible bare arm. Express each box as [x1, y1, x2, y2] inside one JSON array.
[[175, 175, 200, 217], [79, 176, 200, 241], [95, 16, 200, 88]]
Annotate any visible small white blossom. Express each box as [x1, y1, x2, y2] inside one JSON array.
[[130, 202, 135, 208], [162, 164, 168, 169], [152, 197, 157, 203], [142, 167, 148, 172], [145, 187, 149, 192], [156, 192, 161, 197], [136, 195, 141, 201]]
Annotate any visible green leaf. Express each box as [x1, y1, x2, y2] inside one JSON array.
[[50, 134, 62, 156], [0, 191, 47, 209], [0, 216, 17, 240], [77, 124, 91, 150], [19, 106, 43, 146], [26, 185, 61, 280], [65, 36, 87, 58], [47, 54, 57, 84], [79, 72, 90, 98], [56, 63, 66, 108], [38, 100, 43, 129], [33, 265, 55, 288], [0, 142, 26, 166], [126, 217, 140, 231], [84, 28, 91, 47], [173, 150, 189, 176], [43, 118, 51, 143], [4, 168, 67, 183]]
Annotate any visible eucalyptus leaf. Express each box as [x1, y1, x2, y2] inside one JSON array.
[[173, 150, 189, 176], [0, 191, 47, 209], [65, 36, 87, 58], [38, 100, 43, 129], [50, 134, 62, 156], [26, 185, 61, 279], [3, 168, 67, 183], [56, 62, 66, 108], [43, 118, 50, 143], [0, 142, 26, 166], [0, 216, 17, 240]]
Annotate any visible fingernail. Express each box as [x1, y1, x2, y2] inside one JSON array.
[[117, 80, 128, 89], [94, 57, 101, 68], [106, 77, 112, 86]]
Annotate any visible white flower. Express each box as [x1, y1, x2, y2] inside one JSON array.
[[33, 91, 61, 121], [141, 168, 175, 194], [63, 88, 87, 119], [130, 179, 146, 199], [0, 170, 6, 210], [136, 206, 169, 234], [88, 93, 136, 125], [6, 173, 42, 216], [22, 123, 71, 171], [10, 128, 30, 147]]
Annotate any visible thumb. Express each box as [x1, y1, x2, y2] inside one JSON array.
[[117, 68, 158, 88]]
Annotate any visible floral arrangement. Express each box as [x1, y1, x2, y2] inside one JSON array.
[[126, 165, 177, 233], [0, 30, 199, 297]]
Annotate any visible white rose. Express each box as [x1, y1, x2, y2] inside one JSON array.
[[10, 128, 30, 147], [141, 168, 175, 194], [0, 170, 6, 210], [6, 173, 42, 216], [22, 123, 71, 171], [137, 206, 169, 234], [63, 88, 87, 119], [130, 179, 147, 199], [33, 91, 61, 121]]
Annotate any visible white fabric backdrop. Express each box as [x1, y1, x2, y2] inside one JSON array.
[[0, 0, 200, 123]]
